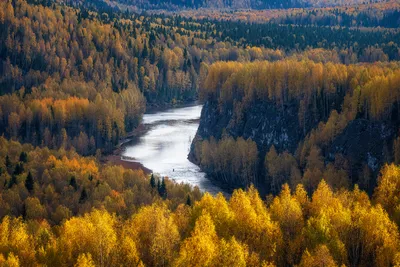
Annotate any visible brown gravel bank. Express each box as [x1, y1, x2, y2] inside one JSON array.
[[104, 155, 152, 174]]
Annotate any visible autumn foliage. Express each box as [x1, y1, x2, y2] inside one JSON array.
[[1, 143, 400, 266], [194, 59, 400, 194]]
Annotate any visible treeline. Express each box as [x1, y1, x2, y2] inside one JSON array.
[[0, 0, 289, 100], [115, 0, 386, 10], [0, 137, 201, 224], [202, 60, 400, 122], [154, 15, 400, 62], [198, 19, 400, 62], [170, 1, 400, 27], [194, 60, 400, 193], [114, 0, 307, 10], [0, 86, 145, 154], [2, 155, 400, 266], [272, 5, 400, 28]]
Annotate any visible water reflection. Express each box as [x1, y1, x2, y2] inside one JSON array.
[[123, 105, 223, 195]]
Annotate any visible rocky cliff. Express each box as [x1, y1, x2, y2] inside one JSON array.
[[190, 99, 399, 194]]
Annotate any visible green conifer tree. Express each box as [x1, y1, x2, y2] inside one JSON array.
[[79, 188, 88, 203], [25, 171, 34, 193], [150, 173, 156, 188]]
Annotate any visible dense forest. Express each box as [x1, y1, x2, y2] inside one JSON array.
[[2, 137, 400, 266], [114, 0, 389, 10], [272, 5, 400, 28], [170, 1, 400, 27], [1, 0, 400, 265], [2, 0, 400, 154]]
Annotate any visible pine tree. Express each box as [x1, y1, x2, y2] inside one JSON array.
[[159, 177, 167, 199], [25, 171, 34, 193], [150, 173, 156, 188], [13, 163, 24, 176], [19, 152, 28, 163], [79, 188, 88, 203], [186, 195, 192, 206], [8, 175, 17, 189], [70, 176, 78, 191], [157, 179, 161, 193], [5, 155, 11, 170]]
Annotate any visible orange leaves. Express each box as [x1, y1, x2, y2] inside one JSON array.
[[46, 155, 98, 177]]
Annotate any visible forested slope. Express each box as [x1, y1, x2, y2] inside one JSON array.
[[2, 0, 399, 155], [115, 0, 389, 10], [191, 60, 400, 194], [0, 0, 285, 153], [170, 1, 400, 27]]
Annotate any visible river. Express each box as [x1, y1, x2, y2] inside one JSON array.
[[122, 104, 223, 195]]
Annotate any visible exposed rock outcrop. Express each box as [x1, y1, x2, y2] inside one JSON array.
[[190, 99, 399, 194]]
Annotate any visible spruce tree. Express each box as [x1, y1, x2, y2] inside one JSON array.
[[186, 195, 192, 206], [5, 155, 12, 175], [150, 173, 156, 188], [8, 175, 17, 189], [5, 155, 11, 169], [159, 177, 167, 199], [25, 171, 34, 193], [69, 176, 78, 191], [79, 188, 88, 203], [13, 163, 24, 176], [19, 152, 28, 163]]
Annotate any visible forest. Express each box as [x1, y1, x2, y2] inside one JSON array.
[[2, 0, 400, 154], [1, 0, 400, 265], [192, 60, 400, 195], [1, 137, 400, 266], [170, 1, 400, 27], [113, 0, 389, 10]]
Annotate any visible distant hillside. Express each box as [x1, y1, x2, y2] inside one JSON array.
[[115, 0, 388, 10]]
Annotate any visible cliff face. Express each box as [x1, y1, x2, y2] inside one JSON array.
[[191, 100, 305, 156], [189, 99, 316, 192], [328, 119, 396, 190], [190, 99, 398, 193]]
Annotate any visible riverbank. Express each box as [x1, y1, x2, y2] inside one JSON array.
[[102, 101, 202, 175], [115, 104, 225, 194], [102, 123, 153, 174]]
